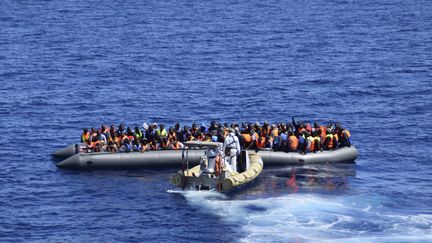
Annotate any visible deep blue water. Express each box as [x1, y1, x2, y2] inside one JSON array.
[[1, 0, 432, 242]]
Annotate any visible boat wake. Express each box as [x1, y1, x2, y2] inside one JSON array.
[[177, 192, 432, 242]]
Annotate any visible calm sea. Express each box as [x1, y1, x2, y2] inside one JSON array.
[[1, 0, 431, 242]]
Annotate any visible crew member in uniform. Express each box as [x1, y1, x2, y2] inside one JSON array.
[[223, 128, 241, 173]]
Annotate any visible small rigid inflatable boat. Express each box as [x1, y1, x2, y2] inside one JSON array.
[[54, 143, 358, 169], [170, 141, 263, 192]]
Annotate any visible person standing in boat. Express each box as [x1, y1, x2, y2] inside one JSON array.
[[223, 128, 241, 173]]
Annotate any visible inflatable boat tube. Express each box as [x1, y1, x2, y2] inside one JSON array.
[[221, 152, 263, 191], [56, 149, 205, 169], [52, 144, 78, 158], [55, 146, 358, 169]]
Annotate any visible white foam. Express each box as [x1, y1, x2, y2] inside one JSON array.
[[177, 192, 432, 242]]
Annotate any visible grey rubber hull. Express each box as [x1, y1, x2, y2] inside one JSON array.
[[52, 144, 78, 158], [55, 146, 358, 169]]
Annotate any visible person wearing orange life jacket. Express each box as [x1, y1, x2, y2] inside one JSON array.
[[286, 130, 298, 152], [255, 135, 266, 150], [336, 125, 351, 147], [81, 128, 90, 144], [319, 125, 327, 147], [308, 131, 321, 153], [271, 124, 279, 137], [261, 122, 270, 138], [324, 128, 334, 150]]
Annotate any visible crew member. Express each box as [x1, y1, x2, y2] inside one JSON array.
[[223, 128, 241, 173]]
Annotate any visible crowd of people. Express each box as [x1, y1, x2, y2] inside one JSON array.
[[80, 118, 352, 154]]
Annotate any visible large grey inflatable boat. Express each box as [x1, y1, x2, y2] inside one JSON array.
[[53, 144, 359, 169]]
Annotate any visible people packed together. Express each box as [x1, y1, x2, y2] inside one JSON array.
[[80, 118, 352, 154]]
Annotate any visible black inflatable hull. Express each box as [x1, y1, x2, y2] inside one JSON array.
[[55, 145, 359, 169]]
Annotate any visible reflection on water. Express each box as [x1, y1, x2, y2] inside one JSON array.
[[231, 164, 356, 199]]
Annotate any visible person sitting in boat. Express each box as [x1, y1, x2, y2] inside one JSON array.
[[140, 138, 150, 151], [287, 130, 298, 152], [132, 136, 142, 151], [149, 139, 159, 150], [81, 128, 90, 144], [107, 140, 118, 152], [109, 125, 118, 144], [223, 128, 241, 173], [337, 125, 351, 147], [119, 138, 132, 152], [160, 137, 170, 150], [134, 126, 143, 140], [156, 124, 167, 139], [324, 128, 335, 150], [170, 137, 184, 150], [98, 130, 108, 152], [117, 124, 126, 137]]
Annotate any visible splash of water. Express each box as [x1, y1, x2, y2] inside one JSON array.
[[178, 191, 432, 242]]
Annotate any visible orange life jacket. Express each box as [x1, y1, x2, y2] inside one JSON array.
[[310, 139, 315, 152], [256, 136, 266, 149], [242, 133, 252, 143], [342, 130, 351, 139], [81, 132, 90, 144], [271, 128, 279, 137], [289, 135, 298, 151]]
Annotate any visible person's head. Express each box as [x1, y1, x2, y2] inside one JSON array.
[[134, 126, 140, 132], [119, 124, 124, 131], [110, 125, 115, 130], [91, 127, 97, 133], [124, 138, 130, 144], [314, 122, 319, 128], [160, 124, 165, 130], [192, 123, 197, 129], [127, 126, 132, 133], [101, 125, 106, 131], [211, 121, 216, 127], [83, 128, 88, 133], [174, 123, 180, 130]]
